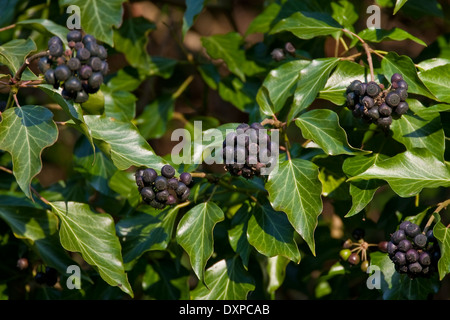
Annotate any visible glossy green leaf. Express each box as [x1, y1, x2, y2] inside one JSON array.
[[176, 202, 224, 282], [348, 149, 450, 197], [355, 28, 426, 47], [50, 201, 133, 297], [270, 12, 342, 39], [295, 109, 368, 155], [432, 212, 450, 280], [256, 60, 309, 115], [289, 58, 339, 121], [113, 17, 155, 71], [102, 85, 137, 122], [83, 114, 166, 171], [190, 257, 255, 300], [418, 64, 450, 103], [381, 52, 436, 100], [0, 106, 58, 198], [266, 158, 323, 255], [0, 38, 36, 74], [136, 94, 174, 140], [248, 197, 301, 263], [331, 0, 358, 30], [59, 0, 126, 46], [228, 203, 251, 270], [245, 2, 281, 36], [16, 19, 69, 47], [266, 255, 290, 295], [391, 100, 445, 161], [116, 204, 180, 266]]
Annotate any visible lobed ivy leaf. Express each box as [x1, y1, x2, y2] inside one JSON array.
[[348, 149, 450, 198], [247, 197, 301, 263], [381, 52, 436, 100], [418, 64, 450, 103], [0, 38, 36, 74], [83, 114, 166, 171], [176, 202, 224, 283], [59, 0, 126, 46], [391, 100, 445, 161], [266, 158, 323, 255], [0, 106, 58, 198], [295, 109, 369, 156], [116, 204, 180, 267], [50, 201, 133, 297], [270, 11, 342, 39], [190, 257, 255, 300], [353, 28, 426, 47], [432, 212, 450, 280], [256, 60, 309, 116], [289, 58, 339, 121]]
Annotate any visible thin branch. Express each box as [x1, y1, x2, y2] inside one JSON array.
[[423, 199, 450, 233], [0, 24, 16, 33], [13, 51, 49, 82], [13, 93, 21, 108], [342, 29, 374, 82]]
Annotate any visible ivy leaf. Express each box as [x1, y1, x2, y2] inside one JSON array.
[[391, 100, 445, 161], [176, 202, 224, 282], [228, 203, 251, 270], [102, 85, 137, 122], [116, 204, 180, 267], [182, 0, 204, 37], [256, 60, 309, 116], [0, 106, 58, 198], [354, 28, 426, 47], [16, 19, 69, 47], [59, 0, 126, 46], [342, 154, 386, 217], [331, 0, 358, 31], [418, 64, 450, 103], [0, 39, 36, 74], [245, 2, 281, 36], [348, 149, 450, 198], [190, 257, 255, 300], [381, 52, 436, 100], [50, 201, 133, 297], [318, 60, 365, 105], [289, 58, 339, 121], [136, 94, 174, 140], [394, 0, 408, 14], [113, 17, 155, 71], [247, 197, 301, 263], [270, 11, 342, 39], [266, 255, 290, 296], [295, 109, 368, 156], [432, 212, 450, 280], [83, 114, 166, 171], [266, 158, 323, 255]]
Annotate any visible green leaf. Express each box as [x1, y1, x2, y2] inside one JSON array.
[[146, 56, 177, 79], [247, 197, 301, 263], [319, 60, 365, 105], [102, 85, 137, 122], [228, 203, 251, 269], [59, 0, 126, 46], [348, 149, 450, 198], [381, 52, 436, 100], [394, 0, 408, 14], [16, 19, 70, 47], [116, 204, 180, 266], [0, 106, 58, 198], [176, 202, 224, 282], [432, 212, 450, 280], [245, 2, 281, 36], [295, 109, 368, 155], [113, 17, 155, 71], [331, 0, 358, 30], [266, 158, 323, 255], [136, 95, 174, 140], [342, 154, 386, 217], [266, 255, 290, 295], [190, 257, 255, 300], [418, 64, 450, 103], [355, 28, 426, 47], [270, 11, 342, 39], [50, 201, 133, 297], [289, 58, 339, 121], [0, 39, 36, 74], [83, 114, 166, 171], [256, 60, 309, 116], [391, 100, 445, 161], [182, 0, 204, 37]]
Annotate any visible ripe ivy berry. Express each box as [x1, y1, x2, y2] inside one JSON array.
[[386, 91, 400, 107], [179, 172, 192, 186], [366, 81, 380, 97], [161, 165, 175, 179], [348, 253, 361, 265]]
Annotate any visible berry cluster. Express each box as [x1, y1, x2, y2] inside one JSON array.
[[34, 266, 58, 287], [345, 73, 409, 130], [339, 228, 388, 272], [39, 30, 108, 103], [387, 221, 440, 278], [222, 122, 273, 180], [135, 165, 192, 209]]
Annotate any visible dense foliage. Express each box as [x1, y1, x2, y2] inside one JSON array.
[[0, 0, 449, 300]]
